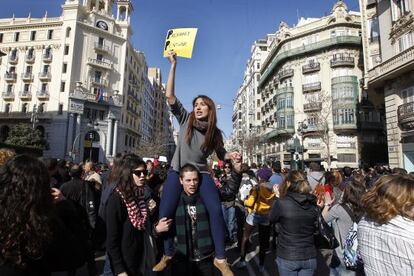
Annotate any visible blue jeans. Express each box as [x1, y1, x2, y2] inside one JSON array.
[[159, 170, 226, 259], [102, 254, 113, 276], [221, 204, 237, 242], [276, 257, 317, 276]]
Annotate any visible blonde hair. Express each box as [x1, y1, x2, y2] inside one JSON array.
[[362, 174, 414, 224], [280, 170, 311, 197], [0, 148, 16, 166]]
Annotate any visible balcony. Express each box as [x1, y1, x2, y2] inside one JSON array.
[[333, 122, 357, 131], [36, 90, 49, 100], [69, 89, 122, 107], [2, 91, 14, 101], [8, 55, 18, 64], [94, 43, 110, 53], [398, 102, 414, 131], [303, 125, 324, 134], [43, 53, 53, 63], [39, 72, 51, 81], [278, 69, 294, 80], [332, 75, 357, 84], [304, 102, 322, 112], [358, 121, 384, 131], [90, 77, 109, 87], [302, 82, 321, 93], [21, 72, 34, 81], [87, 58, 112, 70], [276, 86, 294, 95], [368, 45, 414, 87], [0, 112, 51, 120], [302, 62, 320, 74], [259, 36, 362, 88], [19, 91, 32, 100], [4, 73, 17, 82], [330, 56, 354, 68], [337, 142, 357, 149], [25, 55, 35, 63]]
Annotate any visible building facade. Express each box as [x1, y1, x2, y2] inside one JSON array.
[[360, 0, 414, 170], [0, 0, 174, 163], [234, 1, 387, 168]]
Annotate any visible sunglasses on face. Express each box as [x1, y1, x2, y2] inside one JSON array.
[[133, 170, 148, 177], [225, 166, 231, 169]]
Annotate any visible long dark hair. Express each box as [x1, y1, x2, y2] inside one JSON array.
[[186, 95, 224, 153], [342, 173, 366, 219], [0, 155, 54, 268], [116, 154, 146, 200]]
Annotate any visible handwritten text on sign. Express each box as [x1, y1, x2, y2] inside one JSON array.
[[163, 28, 198, 59]]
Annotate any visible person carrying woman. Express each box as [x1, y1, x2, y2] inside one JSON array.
[[152, 51, 239, 276]]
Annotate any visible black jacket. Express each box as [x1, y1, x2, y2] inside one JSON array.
[[270, 192, 318, 261], [219, 170, 242, 202], [106, 191, 147, 276]]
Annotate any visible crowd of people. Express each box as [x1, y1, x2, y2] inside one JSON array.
[[0, 50, 413, 276]]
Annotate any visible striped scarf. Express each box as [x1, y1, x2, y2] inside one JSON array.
[[115, 187, 148, 230], [175, 193, 213, 259]]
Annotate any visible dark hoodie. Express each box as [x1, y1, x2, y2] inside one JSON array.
[[270, 191, 318, 260]]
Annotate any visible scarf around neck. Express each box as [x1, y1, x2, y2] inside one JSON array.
[[115, 186, 148, 230], [193, 119, 209, 133]]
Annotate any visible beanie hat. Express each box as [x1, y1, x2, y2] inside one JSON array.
[[257, 168, 272, 182]]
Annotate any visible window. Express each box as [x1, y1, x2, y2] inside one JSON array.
[[62, 63, 67, 73], [99, 110, 105, 120], [66, 27, 71, 38], [27, 48, 34, 59], [97, 54, 103, 61], [64, 45, 69, 55], [25, 65, 32, 74], [98, 37, 104, 46], [30, 31, 36, 41], [0, 33, 3, 43], [41, 83, 48, 92], [60, 81, 66, 92], [22, 103, 28, 113], [6, 84, 13, 93], [391, 0, 410, 21], [5, 103, 10, 113], [38, 103, 45, 113], [125, 135, 128, 146], [43, 65, 50, 73], [368, 17, 380, 43], [257, 63, 260, 70], [337, 153, 356, 163], [58, 104, 63, 114], [401, 86, 414, 103], [23, 84, 30, 92], [94, 71, 102, 82], [47, 30, 54, 39], [397, 32, 413, 53], [14, 32, 20, 42], [333, 108, 355, 124], [256, 74, 260, 81]]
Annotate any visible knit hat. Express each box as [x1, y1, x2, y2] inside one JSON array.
[[257, 168, 272, 182]]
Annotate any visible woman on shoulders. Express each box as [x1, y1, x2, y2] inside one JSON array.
[[153, 51, 239, 276]]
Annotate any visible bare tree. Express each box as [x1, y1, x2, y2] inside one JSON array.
[[304, 90, 333, 168], [137, 129, 170, 158]]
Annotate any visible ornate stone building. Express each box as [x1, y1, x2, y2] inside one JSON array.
[[0, 0, 174, 162], [360, 0, 414, 170]]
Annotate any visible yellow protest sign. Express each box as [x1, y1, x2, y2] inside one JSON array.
[[163, 28, 198, 59]]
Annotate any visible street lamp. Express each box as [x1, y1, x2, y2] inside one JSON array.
[[297, 120, 308, 170]]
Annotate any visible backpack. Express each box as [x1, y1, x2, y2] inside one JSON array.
[[341, 204, 363, 270]]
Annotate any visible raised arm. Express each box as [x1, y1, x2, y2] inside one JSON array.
[[166, 51, 177, 105]]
